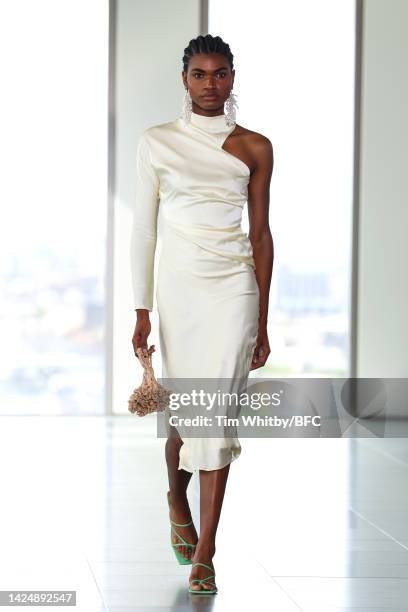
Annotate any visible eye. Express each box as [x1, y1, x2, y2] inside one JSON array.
[[216, 72, 227, 78], [193, 73, 203, 78]]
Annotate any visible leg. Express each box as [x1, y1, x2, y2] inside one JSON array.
[[165, 426, 198, 560], [189, 462, 230, 592]]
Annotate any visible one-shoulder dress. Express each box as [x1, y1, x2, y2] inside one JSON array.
[[130, 110, 259, 473]]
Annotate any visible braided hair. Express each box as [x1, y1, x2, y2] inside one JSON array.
[[182, 34, 234, 73]]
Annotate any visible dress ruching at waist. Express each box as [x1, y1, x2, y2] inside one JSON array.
[[161, 217, 255, 268]]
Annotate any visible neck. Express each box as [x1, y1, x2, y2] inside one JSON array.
[[188, 109, 232, 133], [191, 106, 224, 117]]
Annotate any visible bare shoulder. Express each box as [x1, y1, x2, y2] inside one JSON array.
[[235, 124, 273, 168], [235, 124, 272, 145]]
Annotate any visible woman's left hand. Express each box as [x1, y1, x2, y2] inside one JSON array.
[[250, 325, 270, 370]]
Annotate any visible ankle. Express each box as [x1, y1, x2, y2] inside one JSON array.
[[193, 540, 216, 561], [168, 489, 189, 509]]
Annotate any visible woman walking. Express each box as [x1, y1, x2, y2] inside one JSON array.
[[131, 34, 273, 594]]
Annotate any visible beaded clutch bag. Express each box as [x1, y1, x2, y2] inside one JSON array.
[[128, 346, 172, 416]]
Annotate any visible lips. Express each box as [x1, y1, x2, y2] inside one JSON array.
[[203, 94, 218, 99]]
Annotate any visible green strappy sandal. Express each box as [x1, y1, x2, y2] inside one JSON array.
[[167, 491, 196, 565], [169, 517, 197, 565], [188, 562, 218, 594]]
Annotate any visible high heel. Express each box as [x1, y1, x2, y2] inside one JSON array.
[[170, 518, 197, 565], [167, 491, 196, 565], [188, 562, 218, 594]]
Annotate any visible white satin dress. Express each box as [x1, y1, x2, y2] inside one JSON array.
[[130, 110, 259, 473]]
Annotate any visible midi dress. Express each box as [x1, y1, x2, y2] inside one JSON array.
[[130, 110, 259, 473]]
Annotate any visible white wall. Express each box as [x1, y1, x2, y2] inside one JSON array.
[[113, 0, 202, 414], [357, 0, 408, 377]]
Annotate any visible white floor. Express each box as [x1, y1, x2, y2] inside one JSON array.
[[0, 416, 408, 611]]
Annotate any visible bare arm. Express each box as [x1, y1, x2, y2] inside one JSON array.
[[247, 135, 274, 369]]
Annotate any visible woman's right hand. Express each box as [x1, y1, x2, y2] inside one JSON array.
[[132, 310, 155, 359]]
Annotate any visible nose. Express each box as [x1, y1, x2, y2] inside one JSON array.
[[204, 75, 217, 89]]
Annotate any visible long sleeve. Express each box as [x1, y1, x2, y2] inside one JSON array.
[[130, 131, 160, 311]]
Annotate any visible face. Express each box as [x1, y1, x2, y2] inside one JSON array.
[[182, 52, 234, 115]]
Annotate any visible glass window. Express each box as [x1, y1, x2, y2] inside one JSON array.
[[0, 0, 109, 414], [209, 0, 356, 376]]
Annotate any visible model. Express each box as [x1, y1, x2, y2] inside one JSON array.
[[130, 34, 273, 595]]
